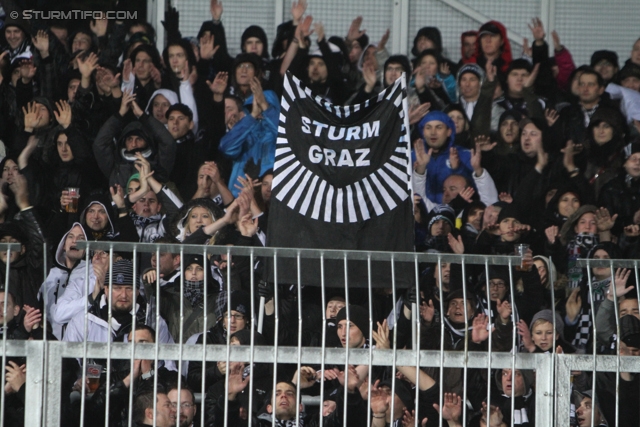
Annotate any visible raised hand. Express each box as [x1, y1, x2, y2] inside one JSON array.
[[447, 233, 465, 254], [291, 0, 307, 24], [471, 146, 483, 176], [22, 102, 41, 132], [610, 268, 633, 300], [54, 100, 72, 129], [363, 61, 377, 92], [90, 18, 109, 37], [119, 89, 135, 116], [459, 186, 475, 203], [413, 140, 432, 174], [22, 305, 42, 333], [474, 135, 497, 152], [4, 361, 26, 394], [436, 392, 462, 422], [408, 102, 430, 125], [528, 17, 545, 43], [517, 319, 535, 352], [122, 59, 133, 83], [545, 225, 558, 244], [237, 213, 258, 237], [565, 287, 582, 322], [595, 207, 617, 232], [485, 63, 497, 82], [439, 62, 451, 77], [227, 363, 250, 399], [199, 33, 218, 60], [346, 16, 366, 43], [496, 299, 512, 323], [250, 76, 268, 110], [293, 366, 318, 389], [401, 409, 416, 427], [420, 299, 435, 324], [314, 22, 325, 43], [524, 63, 540, 87], [372, 319, 390, 349], [499, 192, 513, 203], [551, 30, 562, 51], [295, 15, 314, 49], [32, 30, 50, 57], [131, 100, 144, 118], [544, 108, 559, 127], [624, 224, 640, 237], [378, 29, 390, 52], [150, 65, 162, 88], [369, 379, 390, 415], [77, 52, 99, 78], [472, 313, 491, 343], [210, 0, 223, 21]]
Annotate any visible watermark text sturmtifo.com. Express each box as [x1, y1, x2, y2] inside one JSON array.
[[11, 10, 137, 20]]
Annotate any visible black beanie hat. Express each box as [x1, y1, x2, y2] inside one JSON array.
[[233, 52, 263, 74], [105, 259, 140, 288], [506, 58, 533, 75], [335, 305, 369, 340], [241, 25, 269, 59], [590, 50, 619, 69], [623, 139, 640, 159], [497, 203, 520, 223]]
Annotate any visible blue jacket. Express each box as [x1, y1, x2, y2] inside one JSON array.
[[219, 90, 279, 196], [415, 111, 474, 204]]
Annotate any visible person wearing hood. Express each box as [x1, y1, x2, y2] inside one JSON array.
[[121, 44, 165, 111], [546, 205, 615, 290], [219, 53, 278, 196], [38, 223, 88, 339], [491, 59, 546, 133], [156, 253, 220, 344], [411, 26, 456, 72], [573, 390, 607, 427], [542, 181, 582, 229], [483, 368, 535, 427], [520, 308, 576, 355], [145, 89, 179, 125], [418, 204, 457, 253], [444, 104, 473, 149], [469, 21, 513, 79], [576, 109, 627, 199], [456, 62, 496, 138], [0, 173, 45, 309], [412, 111, 474, 204], [93, 88, 176, 189], [170, 197, 226, 243]]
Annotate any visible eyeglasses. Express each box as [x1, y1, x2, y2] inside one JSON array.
[[227, 313, 245, 321], [171, 402, 194, 409], [489, 282, 506, 289], [237, 63, 255, 70]]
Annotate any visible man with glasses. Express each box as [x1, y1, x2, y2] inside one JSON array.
[[168, 386, 198, 427]]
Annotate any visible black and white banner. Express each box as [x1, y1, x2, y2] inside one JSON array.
[[266, 73, 414, 288]]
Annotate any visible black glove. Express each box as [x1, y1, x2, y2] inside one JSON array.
[[258, 280, 274, 300], [403, 285, 417, 310], [161, 7, 181, 42]]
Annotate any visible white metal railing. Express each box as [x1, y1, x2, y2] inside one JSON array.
[[0, 242, 638, 426]]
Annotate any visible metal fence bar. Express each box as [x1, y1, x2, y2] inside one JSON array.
[[23, 340, 44, 426]]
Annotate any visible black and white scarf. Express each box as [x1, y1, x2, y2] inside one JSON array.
[[184, 280, 205, 308]]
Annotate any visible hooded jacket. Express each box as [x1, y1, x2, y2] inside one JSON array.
[[93, 113, 176, 189], [415, 111, 474, 203], [469, 21, 513, 76], [218, 90, 279, 197], [38, 222, 89, 339]]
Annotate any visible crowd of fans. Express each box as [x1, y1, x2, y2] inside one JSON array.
[[0, 0, 640, 426]]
